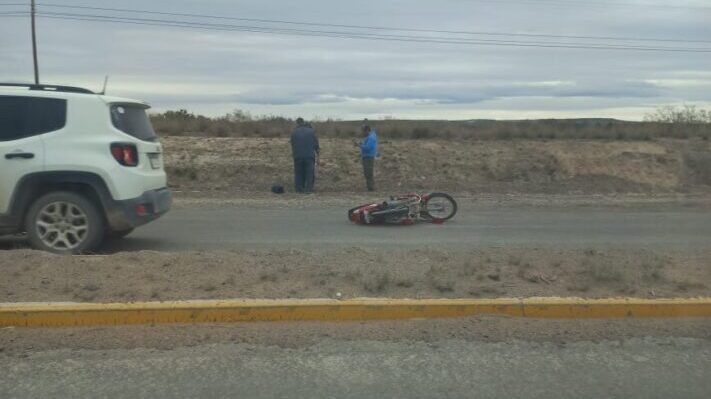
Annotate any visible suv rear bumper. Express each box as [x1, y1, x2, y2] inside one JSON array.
[[105, 187, 172, 231]]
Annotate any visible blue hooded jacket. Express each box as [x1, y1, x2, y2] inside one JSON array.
[[360, 130, 377, 158]]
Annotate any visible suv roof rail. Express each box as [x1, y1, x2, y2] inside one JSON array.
[[0, 83, 95, 94]]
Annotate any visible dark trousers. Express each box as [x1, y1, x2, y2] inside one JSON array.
[[362, 157, 375, 191], [294, 157, 315, 193]]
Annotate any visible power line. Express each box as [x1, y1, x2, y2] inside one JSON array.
[[7, 2, 708, 52], [35, 0, 711, 11], [37, 13, 711, 53], [37, 11, 706, 50], [35, 3, 711, 44], [439, 0, 711, 10], [35, 13, 711, 53], [33, 12, 694, 51], [474, 0, 711, 10]]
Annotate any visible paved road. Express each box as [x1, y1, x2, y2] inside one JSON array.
[[109, 205, 710, 251], [2, 338, 709, 399], [2, 205, 710, 251]]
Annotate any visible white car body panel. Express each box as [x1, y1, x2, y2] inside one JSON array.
[[0, 85, 168, 217]]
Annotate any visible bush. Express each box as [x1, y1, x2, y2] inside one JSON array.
[[412, 127, 432, 139], [150, 109, 711, 140], [583, 257, 624, 282], [362, 271, 390, 293], [644, 104, 711, 124]]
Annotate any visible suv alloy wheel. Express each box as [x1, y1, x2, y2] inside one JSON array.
[[24, 191, 105, 254]]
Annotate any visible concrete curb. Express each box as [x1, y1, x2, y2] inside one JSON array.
[[2, 297, 710, 327]]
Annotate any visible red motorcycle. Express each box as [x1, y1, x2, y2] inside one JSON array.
[[348, 192, 457, 225]]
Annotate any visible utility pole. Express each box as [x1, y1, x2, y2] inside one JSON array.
[[31, 0, 39, 84]]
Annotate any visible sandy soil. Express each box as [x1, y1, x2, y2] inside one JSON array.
[[162, 137, 711, 194], [2, 247, 708, 303]]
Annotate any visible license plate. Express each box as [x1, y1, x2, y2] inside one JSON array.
[[148, 154, 161, 169]]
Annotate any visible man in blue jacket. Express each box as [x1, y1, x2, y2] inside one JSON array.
[[359, 125, 377, 191], [290, 117, 319, 193]]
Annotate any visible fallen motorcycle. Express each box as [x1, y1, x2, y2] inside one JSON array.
[[348, 192, 457, 225]]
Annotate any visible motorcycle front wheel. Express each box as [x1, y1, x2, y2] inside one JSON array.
[[422, 193, 457, 221]]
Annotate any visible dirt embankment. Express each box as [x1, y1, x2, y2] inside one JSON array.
[[162, 137, 711, 195], [2, 248, 708, 303]]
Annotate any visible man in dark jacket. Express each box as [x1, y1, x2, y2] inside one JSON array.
[[290, 118, 319, 193]]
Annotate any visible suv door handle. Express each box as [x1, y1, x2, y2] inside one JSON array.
[[5, 152, 35, 160]]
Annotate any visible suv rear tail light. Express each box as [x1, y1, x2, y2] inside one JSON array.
[[110, 143, 138, 167], [135, 204, 149, 216]]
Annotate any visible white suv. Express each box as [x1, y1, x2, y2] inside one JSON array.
[[0, 83, 171, 253]]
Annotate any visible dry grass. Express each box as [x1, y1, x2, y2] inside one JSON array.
[[583, 256, 625, 283], [683, 150, 711, 186], [2, 248, 707, 302], [427, 264, 456, 293], [362, 271, 391, 293], [161, 136, 711, 194]]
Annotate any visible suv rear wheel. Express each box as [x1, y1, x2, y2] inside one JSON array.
[[25, 192, 105, 254]]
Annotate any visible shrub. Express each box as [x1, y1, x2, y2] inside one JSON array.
[[644, 104, 711, 124], [583, 258, 624, 282], [362, 271, 390, 293], [150, 109, 711, 140]]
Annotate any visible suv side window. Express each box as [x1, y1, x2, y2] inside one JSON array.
[[0, 95, 67, 141]]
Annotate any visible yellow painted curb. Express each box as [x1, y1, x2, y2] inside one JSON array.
[[1, 297, 710, 328]]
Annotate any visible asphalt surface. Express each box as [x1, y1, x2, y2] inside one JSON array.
[[100, 205, 710, 251], [2, 205, 710, 398], [2, 338, 709, 399], [2, 205, 709, 252]]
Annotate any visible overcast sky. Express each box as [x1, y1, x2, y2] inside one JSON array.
[[2, 0, 710, 120]]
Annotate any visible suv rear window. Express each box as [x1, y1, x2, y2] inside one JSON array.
[[110, 104, 157, 142], [0, 95, 67, 141]]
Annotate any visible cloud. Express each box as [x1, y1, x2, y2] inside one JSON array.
[[1, 0, 709, 119], [215, 79, 661, 107]]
